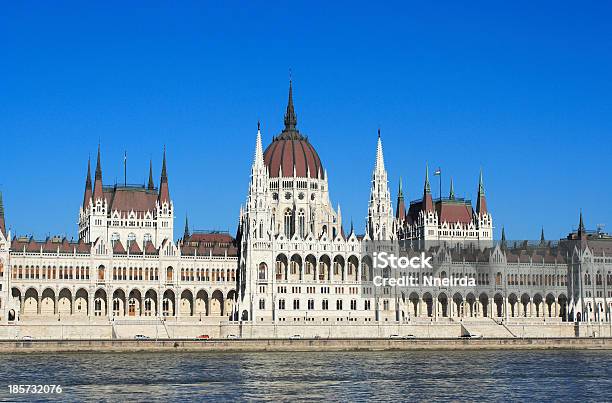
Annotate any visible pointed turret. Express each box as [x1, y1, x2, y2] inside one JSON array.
[[500, 226, 507, 249], [184, 215, 190, 240], [476, 169, 487, 215], [375, 129, 385, 172], [278, 80, 302, 140], [83, 158, 92, 209], [93, 144, 104, 201], [158, 147, 170, 204], [148, 159, 155, 190], [367, 130, 394, 240], [396, 177, 406, 222], [577, 210, 586, 242], [449, 177, 455, 200], [0, 190, 6, 237], [284, 80, 297, 131], [423, 164, 434, 212], [253, 121, 265, 167], [540, 227, 545, 245]]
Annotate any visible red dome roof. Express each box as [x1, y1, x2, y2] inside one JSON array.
[[263, 80, 324, 179], [264, 137, 324, 179]]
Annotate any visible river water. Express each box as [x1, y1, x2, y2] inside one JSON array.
[[0, 350, 610, 401]]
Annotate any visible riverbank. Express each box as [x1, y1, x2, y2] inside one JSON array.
[[1, 337, 611, 353]]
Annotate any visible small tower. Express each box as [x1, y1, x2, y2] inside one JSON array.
[[395, 177, 406, 224], [156, 148, 174, 243], [184, 215, 190, 240], [423, 164, 434, 212], [475, 169, 493, 241], [83, 158, 92, 210], [367, 129, 394, 240], [87, 144, 109, 244], [148, 160, 155, 191], [476, 169, 487, 216]]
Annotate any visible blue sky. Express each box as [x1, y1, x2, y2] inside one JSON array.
[[1, 1, 611, 240]]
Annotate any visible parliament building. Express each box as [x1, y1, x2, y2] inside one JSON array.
[[1, 82, 610, 336]]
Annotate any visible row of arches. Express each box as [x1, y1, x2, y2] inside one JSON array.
[[402, 292, 569, 320], [507, 273, 567, 287], [584, 271, 612, 286], [9, 287, 236, 320], [12, 265, 91, 281], [269, 254, 367, 282]]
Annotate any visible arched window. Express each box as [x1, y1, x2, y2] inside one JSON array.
[[258, 263, 267, 280], [284, 209, 294, 238], [298, 209, 305, 238], [111, 233, 120, 247], [143, 233, 152, 244]]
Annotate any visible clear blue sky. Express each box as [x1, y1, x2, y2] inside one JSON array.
[[1, 1, 611, 241]]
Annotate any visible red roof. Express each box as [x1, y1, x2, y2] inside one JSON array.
[[104, 187, 158, 213], [144, 241, 158, 255], [11, 237, 91, 254], [113, 240, 126, 254], [264, 138, 323, 179], [128, 240, 142, 254], [181, 232, 237, 257], [436, 201, 473, 224]]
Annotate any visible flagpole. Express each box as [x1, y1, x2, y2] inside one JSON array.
[[438, 167, 442, 201]]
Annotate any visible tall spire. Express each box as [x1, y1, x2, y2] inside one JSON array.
[[476, 168, 487, 215], [478, 168, 485, 195], [93, 144, 104, 201], [0, 190, 5, 237], [422, 163, 433, 212], [501, 226, 507, 249], [83, 157, 92, 209], [578, 210, 585, 234], [184, 215, 190, 239], [375, 129, 385, 172], [449, 177, 455, 200], [396, 177, 406, 222], [367, 130, 394, 241], [147, 159, 155, 190], [158, 147, 170, 203], [254, 121, 264, 167], [282, 80, 298, 135], [540, 227, 545, 244]]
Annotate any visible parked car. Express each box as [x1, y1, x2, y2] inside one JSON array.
[[21, 335, 33, 341], [402, 335, 416, 339], [196, 334, 210, 340], [226, 334, 240, 339], [389, 334, 402, 339], [314, 335, 322, 340], [134, 334, 150, 340], [289, 335, 302, 340]]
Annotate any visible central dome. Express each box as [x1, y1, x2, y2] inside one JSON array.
[[263, 81, 324, 179]]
